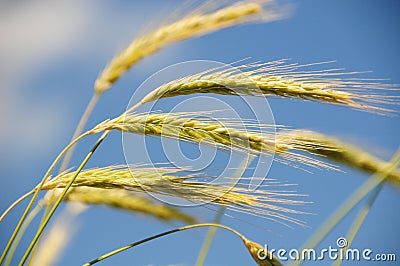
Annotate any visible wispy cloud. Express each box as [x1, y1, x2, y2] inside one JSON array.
[[0, 0, 98, 160]]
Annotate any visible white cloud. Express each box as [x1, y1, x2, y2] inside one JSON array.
[[0, 0, 98, 160], [0, 0, 97, 74]]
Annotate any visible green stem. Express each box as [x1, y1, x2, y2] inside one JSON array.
[[21, 96, 141, 264], [59, 92, 101, 172], [26, 92, 101, 263], [18, 131, 109, 265], [333, 184, 383, 266], [5, 202, 44, 266], [84, 223, 246, 266], [290, 148, 400, 266], [0, 133, 88, 264], [26, 199, 52, 266], [195, 155, 254, 266]]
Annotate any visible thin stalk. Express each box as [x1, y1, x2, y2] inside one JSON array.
[[83, 223, 246, 266], [18, 131, 109, 266], [195, 211, 225, 266], [26, 92, 101, 262], [59, 92, 101, 172], [195, 155, 254, 266], [29, 202, 86, 266], [290, 148, 400, 266], [333, 184, 383, 266], [26, 98, 142, 264], [0, 190, 35, 223], [26, 200, 52, 265], [5, 202, 44, 266], [0, 133, 88, 264]]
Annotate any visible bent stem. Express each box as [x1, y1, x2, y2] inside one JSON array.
[[18, 131, 109, 266], [290, 148, 400, 266], [0, 133, 89, 264], [195, 155, 254, 266], [59, 92, 101, 172], [84, 223, 246, 266], [0, 189, 35, 223]]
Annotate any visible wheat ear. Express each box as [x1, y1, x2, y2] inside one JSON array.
[[93, 113, 335, 170], [139, 60, 399, 114], [92, 114, 400, 186], [94, 1, 283, 93], [280, 130, 400, 187], [43, 165, 307, 226], [60, 187, 195, 223]]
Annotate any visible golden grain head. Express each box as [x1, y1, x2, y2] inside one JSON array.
[[61, 187, 196, 223], [44, 165, 307, 226], [139, 60, 399, 114], [284, 129, 400, 187], [88, 117, 400, 194], [94, 1, 285, 93], [94, 112, 336, 171]]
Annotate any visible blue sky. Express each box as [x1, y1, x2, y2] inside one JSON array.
[[1, 0, 399, 265]]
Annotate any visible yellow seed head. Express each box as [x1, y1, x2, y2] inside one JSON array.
[[243, 239, 283, 266], [94, 1, 283, 93]]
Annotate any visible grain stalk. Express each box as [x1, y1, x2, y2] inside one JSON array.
[[18, 131, 108, 265], [83, 223, 282, 266], [30, 202, 85, 266], [0, 133, 88, 264], [4, 203, 43, 266]]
